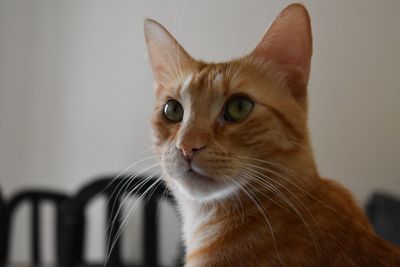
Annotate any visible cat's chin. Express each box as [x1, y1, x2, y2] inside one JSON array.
[[171, 170, 238, 202]]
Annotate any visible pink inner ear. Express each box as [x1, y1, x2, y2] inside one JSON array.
[[250, 4, 312, 98], [144, 19, 195, 86]]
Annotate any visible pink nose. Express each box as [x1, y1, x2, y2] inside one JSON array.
[[177, 141, 206, 161]]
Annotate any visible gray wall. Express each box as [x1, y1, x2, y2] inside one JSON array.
[[1, 0, 400, 264]]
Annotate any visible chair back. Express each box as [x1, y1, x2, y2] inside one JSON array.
[[59, 175, 176, 267], [1, 190, 68, 265]]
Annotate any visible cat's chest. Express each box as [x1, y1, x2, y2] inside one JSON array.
[[178, 199, 219, 252]]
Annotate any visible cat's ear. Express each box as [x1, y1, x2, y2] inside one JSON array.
[[249, 4, 312, 99], [144, 19, 195, 86]]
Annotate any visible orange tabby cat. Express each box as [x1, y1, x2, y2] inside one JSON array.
[[144, 4, 400, 267]]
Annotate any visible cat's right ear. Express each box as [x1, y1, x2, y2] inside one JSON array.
[[249, 4, 312, 100], [144, 19, 195, 86]]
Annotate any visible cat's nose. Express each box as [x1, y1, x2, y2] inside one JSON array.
[[177, 141, 206, 161]]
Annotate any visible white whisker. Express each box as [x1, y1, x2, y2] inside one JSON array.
[[229, 178, 283, 266], [105, 173, 163, 265], [106, 162, 161, 233], [234, 166, 321, 257]]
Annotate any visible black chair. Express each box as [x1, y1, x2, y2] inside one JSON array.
[[0, 189, 68, 265], [59, 175, 181, 267], [366, 192, 400, 245], [0, 189, 6, 265]]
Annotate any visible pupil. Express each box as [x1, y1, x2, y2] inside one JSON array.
[[237, 99, 243, 111]]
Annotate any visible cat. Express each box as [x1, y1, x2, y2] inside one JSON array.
[[144, 3, 400, 267]]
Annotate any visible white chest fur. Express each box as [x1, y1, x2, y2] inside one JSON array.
[[175, 194, 221, 260]]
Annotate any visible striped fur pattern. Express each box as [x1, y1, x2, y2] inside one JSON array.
[[144, 4, 400, 266]]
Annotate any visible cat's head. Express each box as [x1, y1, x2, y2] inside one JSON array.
[[144, 4, 315, 201]]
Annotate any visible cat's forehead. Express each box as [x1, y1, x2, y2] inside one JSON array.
[[176, 64, 239, 101]]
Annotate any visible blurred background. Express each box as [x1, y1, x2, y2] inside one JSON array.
[[1, 0, 399, 266]]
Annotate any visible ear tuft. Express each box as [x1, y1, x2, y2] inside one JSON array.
[[249, 4, 312, 99], [144, 19, 194, 86]]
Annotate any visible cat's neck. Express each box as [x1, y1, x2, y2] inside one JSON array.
[[174, 159, 319, 260], [174, 146, 320, 264], [176, 196, 215, 251]]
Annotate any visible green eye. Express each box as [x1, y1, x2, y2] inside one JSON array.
[[223, 95, 254, 122], [163, 99, 184, 122]]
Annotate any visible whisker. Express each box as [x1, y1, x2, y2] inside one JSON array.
[[106, 162, 161, 234], [234, 166, 321, 257], [232, 169, 296, 216], [105, 173, 163, 264], [155, 183, 169, 222], [236, 157, 335, 214], [220, 176, 240, 216], [222, 175, 245, 223], [238, 162, 315, 215], [107, 166, 160, 230], [238, 160, 340, 215], [105, 164, 161, 256], [101, 155, 159, 201], [237, 155, 315, 188], [229, 178, 283, 266]]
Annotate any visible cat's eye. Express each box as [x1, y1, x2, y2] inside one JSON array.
[[223, 95, 254, 122], [163, 99, 184, 122]]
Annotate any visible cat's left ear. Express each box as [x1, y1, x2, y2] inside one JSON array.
[[249, 4, 312, 99], [144, 19, 195, 86]]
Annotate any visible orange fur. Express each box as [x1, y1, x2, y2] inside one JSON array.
[[144, 3, 400, 266]]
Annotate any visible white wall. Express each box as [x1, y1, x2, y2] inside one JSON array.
[[1, 0, 399, 264]]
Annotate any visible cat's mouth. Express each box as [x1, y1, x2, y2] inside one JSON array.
[[170, 162, 225, 199], [176, 166, 238, 201], [164, 156, 237, 200], [187, 162, 210, 177], [185, 163, 216, 183]]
